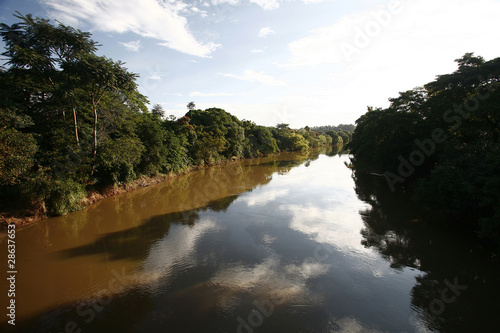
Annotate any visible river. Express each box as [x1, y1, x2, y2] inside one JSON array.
[[1, 148, 499, 332]]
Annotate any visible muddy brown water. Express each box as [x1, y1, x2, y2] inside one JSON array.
[[1, 148, 499, 332]]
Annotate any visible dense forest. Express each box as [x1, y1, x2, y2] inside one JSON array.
[[310, 124, 356, 134], [0, 14, 352, 220], [349, 53, 500, 246]]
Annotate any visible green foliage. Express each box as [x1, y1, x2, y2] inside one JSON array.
[[288, 132, 310, 151], [326, 130, 343, 146], [320, 133, 333, 145], [136, 113, 169, 175], [45, 178, 87, 216], [97, 137, 145, 184], [350, 53, 500, 245], [337, 131, 350, 145], [242, 121, 279, 157], [187, 108, 246, 160], [0, 125, 38, 187], [255, 126, 279, 155], [190, 125, 227, 165], [311, 124, 356, 133], [151, 103, 165, 118], [0, 13, 337, 219], [162, 128, 190, 172]]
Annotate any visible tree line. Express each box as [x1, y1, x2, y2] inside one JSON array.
[[349, 53, 500, 246], [0, 13, 352, 218], [310, 124, 355, 133]]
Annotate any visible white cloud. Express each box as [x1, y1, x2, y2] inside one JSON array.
[[258, 26, 275, 38], [220, 70, 286, 86], [251, 49, 264, 53], [42, 0, 219, 57], [251, 0, 280, 10], [272, 0, 500, 126], [119, 40, 142, 52], [211, 0, 280, 10], [190, 6, 208, 17], [211, 0, 241, 5], [148, 74, 162, 80], [189, 91, 234, 97], [200, 102, 296, 127], [281, 0, 500, 69]]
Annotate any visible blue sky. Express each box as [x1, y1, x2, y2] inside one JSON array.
[[1, 0, 500, 127]]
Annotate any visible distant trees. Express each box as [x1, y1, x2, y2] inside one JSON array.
[[151, 103, 165, 118], [307, 124, 355, 146], [326, 130, 343, 145], [349, 53, 500, 246], [242, 121, 279, 156], [311, 124, 355, 133]]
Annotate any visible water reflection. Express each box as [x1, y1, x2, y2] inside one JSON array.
[[5, 149, 494, 333], [353, 170, 500, 332], [0, 152, 317, 332]]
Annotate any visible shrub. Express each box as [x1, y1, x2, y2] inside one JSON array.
[[97, 137, 145, 184], [45, 178, 87, 216]]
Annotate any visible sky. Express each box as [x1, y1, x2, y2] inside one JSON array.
[[1, 0, 499, 128]]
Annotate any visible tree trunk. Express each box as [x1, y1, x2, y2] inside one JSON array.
[[90, 102, 98, 176], [90, 89, 106, 177], [72, 103, 79, 146], [93, 105, 97, 157]]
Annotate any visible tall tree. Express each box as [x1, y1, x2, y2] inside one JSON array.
[[0, 13, 98, 146], [64, 55, 141, 174]]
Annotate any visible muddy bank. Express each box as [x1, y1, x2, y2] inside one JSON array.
[[0, 164, 209, 229]]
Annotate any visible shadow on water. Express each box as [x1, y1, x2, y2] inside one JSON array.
[[1, 151, 326, 333], [53, 151, 318, 263], [352, 170, 500, 332], [56, 195, 240, 262], [3, 194, 243, 333]]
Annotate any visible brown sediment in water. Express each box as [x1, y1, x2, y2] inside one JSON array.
[[0, 173, 174, 229], [0, 159, 242, 229]]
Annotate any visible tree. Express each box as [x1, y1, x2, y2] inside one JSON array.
[[337, 130, 350, 144], [97, 137, 145, 184], [0, 12, 98, 146], [350, 53, 500, 246], [65, 54, 142, 174], [0, 108, 37, 187], [276, 123, 290, 130], [326, 130, 343, 146], [151, 103, 165, 118], [255, 126, 279, 155]]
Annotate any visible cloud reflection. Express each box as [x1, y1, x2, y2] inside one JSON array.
[[140, 218, 219, 288], [240, 188, 290, 207], [279, 203, 374, 256], [210, 256, 330, 307]]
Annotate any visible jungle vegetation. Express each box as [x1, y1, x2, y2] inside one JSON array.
[[349, 53, 500, 246], [0, 14, 352, 218]]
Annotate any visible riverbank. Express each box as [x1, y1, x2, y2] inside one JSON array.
[[0, 174, 171, 229], [1, 145, 344, 230], [0, 159, 237, 229]]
